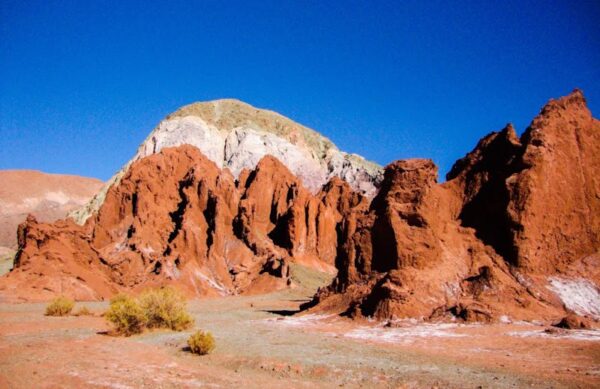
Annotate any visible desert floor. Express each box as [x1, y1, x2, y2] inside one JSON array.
[[1, 283, 599, 388]]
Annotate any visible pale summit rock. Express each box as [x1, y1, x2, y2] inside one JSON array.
[[71, 99, 382, 224]]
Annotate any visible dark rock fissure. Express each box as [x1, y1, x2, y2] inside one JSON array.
[[203, 194, 217, 252], [126, 224, 135, 239], [167, 175, 194, 243], [268, 211, 293, 249], [449, 128, 526, 266], [131, 192, 138, 217], [152, 261, 162, 275]]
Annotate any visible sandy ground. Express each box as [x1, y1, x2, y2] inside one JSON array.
[[0, 287, 599, 388]]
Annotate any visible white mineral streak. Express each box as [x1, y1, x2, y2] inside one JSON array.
[[547, 277, 600, 320]]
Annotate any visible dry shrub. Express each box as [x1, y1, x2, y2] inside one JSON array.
[[109, 293, 130, 304], [187, 330, 215, 355], [138, 287, 194, 331], [45, 296, 75, 316], [104, 287, 194, 336], [73, 306, 93, 316], [105, 294, 147, 336]]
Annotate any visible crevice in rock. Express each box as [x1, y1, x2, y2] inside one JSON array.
[[286, 184, 296, 203], [243, 170, 257, 192], [458, 180, 518, 265], [332, 221, 350, 292], [452, 130, 527, 266], [131, 192, 138, 217], [462, 266, 492, 296], [126, 225, 135, 239], [232, 215, 245, 241], [304, 204, 311, 234], [269, 200, 280, 225], [371, 215, 399, 272], [268, 211, 293, 249], [167, 174, 194, 243], [203, 193, 217, 253]]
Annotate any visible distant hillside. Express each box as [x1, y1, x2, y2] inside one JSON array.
[[0, 170, 103, 249]]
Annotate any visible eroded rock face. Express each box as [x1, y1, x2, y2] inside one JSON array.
[[2, 90, 598, 326], [448, 90, 600, 274], [70, 99, 382, 224], [0, 146, 360, 301], [306, 90, 600, 323]]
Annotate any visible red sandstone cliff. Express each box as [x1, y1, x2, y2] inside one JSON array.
[[1, 90, 598, 326], [0, 146, 359, 301], [305, 89, 600, 323]]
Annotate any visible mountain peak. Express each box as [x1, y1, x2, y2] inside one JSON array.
[[166, 98, 337, 159], [538, 88, 589, 119], [150, 98, 383, 192], [70, 99, 383, 224]]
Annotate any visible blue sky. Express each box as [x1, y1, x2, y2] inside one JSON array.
[[1, 0, 598, 181]]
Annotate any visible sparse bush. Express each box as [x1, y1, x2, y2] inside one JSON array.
[[73, 306, 93, 316], [138, 287, 194, 331], [105, 294, 147, 336], [109, 293, 131, 305], [104, 287, 194, 336], [45, 296, 75, 316], [187, 330, 215, 355]]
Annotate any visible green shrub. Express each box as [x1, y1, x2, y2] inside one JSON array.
[[187, 330, 215, 355], [45, 296, 75, 316], [73, 306, 93, 316], [138, 287, 194, 331], [105, 294, 147, 336]]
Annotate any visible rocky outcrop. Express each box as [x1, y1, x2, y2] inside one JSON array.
[[0, 170, 103, 250], [305, 90, 600, 324], [1, 146, 361, 301], [448, 90, 600, 273], [2, 90, 598, 326], [70, 99, 382, 224]]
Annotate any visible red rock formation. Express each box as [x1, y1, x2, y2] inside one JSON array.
[[306, 90, 600, 324], [0, 146, 360, 301], [2, 89, 598, 328], [449, 90, 600, 274]]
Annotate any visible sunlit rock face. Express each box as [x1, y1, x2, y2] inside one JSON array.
[[2, 145, 363, 301], [305, 90, 600, 324], [3, 91, 599, 328], [70, 99, 382, 224]]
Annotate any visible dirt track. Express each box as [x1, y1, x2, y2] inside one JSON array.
[[1, 288, 599, 388]]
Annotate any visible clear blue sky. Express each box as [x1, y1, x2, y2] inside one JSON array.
[[1, 0, 598, 181]]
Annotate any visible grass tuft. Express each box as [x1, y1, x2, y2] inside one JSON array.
[[45, 296, 75, 316], [187, 330, 215, 355]]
